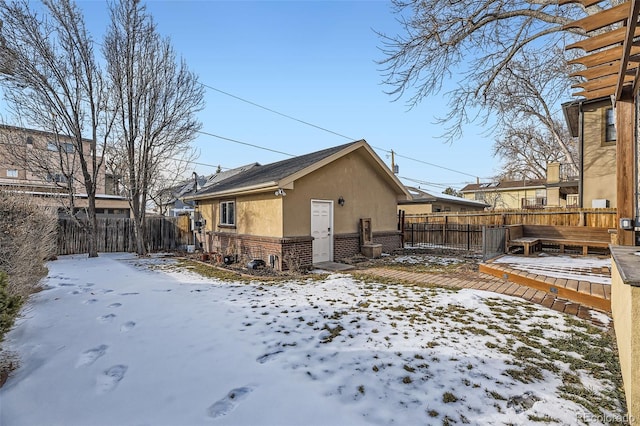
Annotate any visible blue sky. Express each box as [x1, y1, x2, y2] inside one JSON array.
[[3, 1, 501, 192]]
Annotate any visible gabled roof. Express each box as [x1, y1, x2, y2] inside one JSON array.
[[186, 140, 410, 200], [460, 179, 547, 193], [400, 186, 488, 208]]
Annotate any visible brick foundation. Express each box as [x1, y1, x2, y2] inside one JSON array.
[[373, 231, 403, 254], [207, 230, 402, 270]]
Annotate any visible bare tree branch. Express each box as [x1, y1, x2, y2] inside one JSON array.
[[103, 0, 204, 254], [0, 0, 115, 257]]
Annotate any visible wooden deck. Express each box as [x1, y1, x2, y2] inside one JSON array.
[[479, 256, 611, 312]]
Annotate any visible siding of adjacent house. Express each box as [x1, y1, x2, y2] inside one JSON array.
[[462, 185, 545, 209], [399, 200, 484, 214], [581, 99, 617, 208]]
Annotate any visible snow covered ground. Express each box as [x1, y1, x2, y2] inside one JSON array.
[[0, 253, 626, 425], [492, 254, 612, 285]]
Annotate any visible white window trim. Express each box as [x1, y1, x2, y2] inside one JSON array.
[[6, 169, 18, 178], [220, 200, 235, 226]]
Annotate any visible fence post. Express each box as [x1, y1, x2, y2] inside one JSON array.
[[443, 215, 448, 246], [467, 223, 470, 250], [411, 223, 414, 247]]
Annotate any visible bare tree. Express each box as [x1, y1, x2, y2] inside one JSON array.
[[103, 0, 204, 255], [493, 122, 576, 181], [377, 1, 599, 170], [0, 0, 114, 257], [489, 51, 579, 174]]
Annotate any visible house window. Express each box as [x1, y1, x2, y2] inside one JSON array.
[[6, 169, 18, 178], [220, 200, 235, 226], [605, 108, 616, 142], [47, 141, 74, 153], [474, 193, 485, 202], [46, 173, 68, 183]]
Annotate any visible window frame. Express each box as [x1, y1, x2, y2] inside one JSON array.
[[6, 169, 18, 178], [219, 200, 236, 226], [604, 107, 617, 144]]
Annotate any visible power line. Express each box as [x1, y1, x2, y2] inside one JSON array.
[[202, 82, 486, 179], [197, 129, 295, 158], [201, 84, 354, 141]]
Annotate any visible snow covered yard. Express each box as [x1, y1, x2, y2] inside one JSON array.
[[0, 253, 627, 426]]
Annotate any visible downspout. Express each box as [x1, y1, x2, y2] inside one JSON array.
[[579, 101, 584, 208]]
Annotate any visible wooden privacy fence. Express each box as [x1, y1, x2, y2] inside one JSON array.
[[402, 208, 617, 228], [57, 216, 191, 255], [404, 223, 484, 252]]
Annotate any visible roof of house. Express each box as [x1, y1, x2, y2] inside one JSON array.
[[400, 186, 488, 207], [460, 179, 547, 193], [202, 163, 259, 188], [159, 163, 260, 205], [186, 140, 410, 200]]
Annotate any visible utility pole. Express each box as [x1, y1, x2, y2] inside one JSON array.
[[390, 150, 399, 174]]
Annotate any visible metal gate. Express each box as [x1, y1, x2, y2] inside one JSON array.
[[482, 226, 506, 261]]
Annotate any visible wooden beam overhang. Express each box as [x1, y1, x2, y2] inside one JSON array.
[[567, 27, 633, 53], [563, 3, 630, 33], [564, 0, 640, 101]]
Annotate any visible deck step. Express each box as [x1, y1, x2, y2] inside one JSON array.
[[479, 263, 611, 312]]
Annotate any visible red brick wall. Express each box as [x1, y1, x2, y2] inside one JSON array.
[[282, 237, 313, 270], [373, 231, 402, 253], [209, 230, 401, 269], [334, 233, 360, 261], [210, 232, 312, 271]]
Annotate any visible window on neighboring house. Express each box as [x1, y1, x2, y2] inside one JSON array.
[[46, 173, 68, 183], [6, 169, 18, 178], [474, 192, 486, 202], [47, 141, 74, 153], [220, 200, 235, 226], [605, 108, 616, 142]]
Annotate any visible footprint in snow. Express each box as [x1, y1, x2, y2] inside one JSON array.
[[76, 344, 108, 367], [97, 313, 116, 323], [120, 321, 136, 332], [256, 350, 283, 364], [108, 303, 122, 308], [84, 299, 99, 304], [119, 292, 139, 296], [207, 387, 254, 419], [96, 365, 128, 394]]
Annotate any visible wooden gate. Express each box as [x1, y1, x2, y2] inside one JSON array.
[[482, 226, 506, 261]]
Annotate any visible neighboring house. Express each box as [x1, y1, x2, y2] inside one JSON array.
[[155, 163, 259, 217], [460, 179, 548, 210], [399, 186, 487, 213], [185, 140, 410, 269], [154, 174, 208, 217], [562, 97, 617, 208], [460, 162, 581, 211], [0, 124, 130, 217]]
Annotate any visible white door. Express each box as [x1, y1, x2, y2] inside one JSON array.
[[311, 200, 333, 263]]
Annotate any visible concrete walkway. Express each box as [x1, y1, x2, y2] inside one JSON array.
[[360, 267, 607, 325]]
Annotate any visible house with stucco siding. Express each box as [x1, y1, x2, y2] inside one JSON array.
[[185, 140, 410, 269]]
